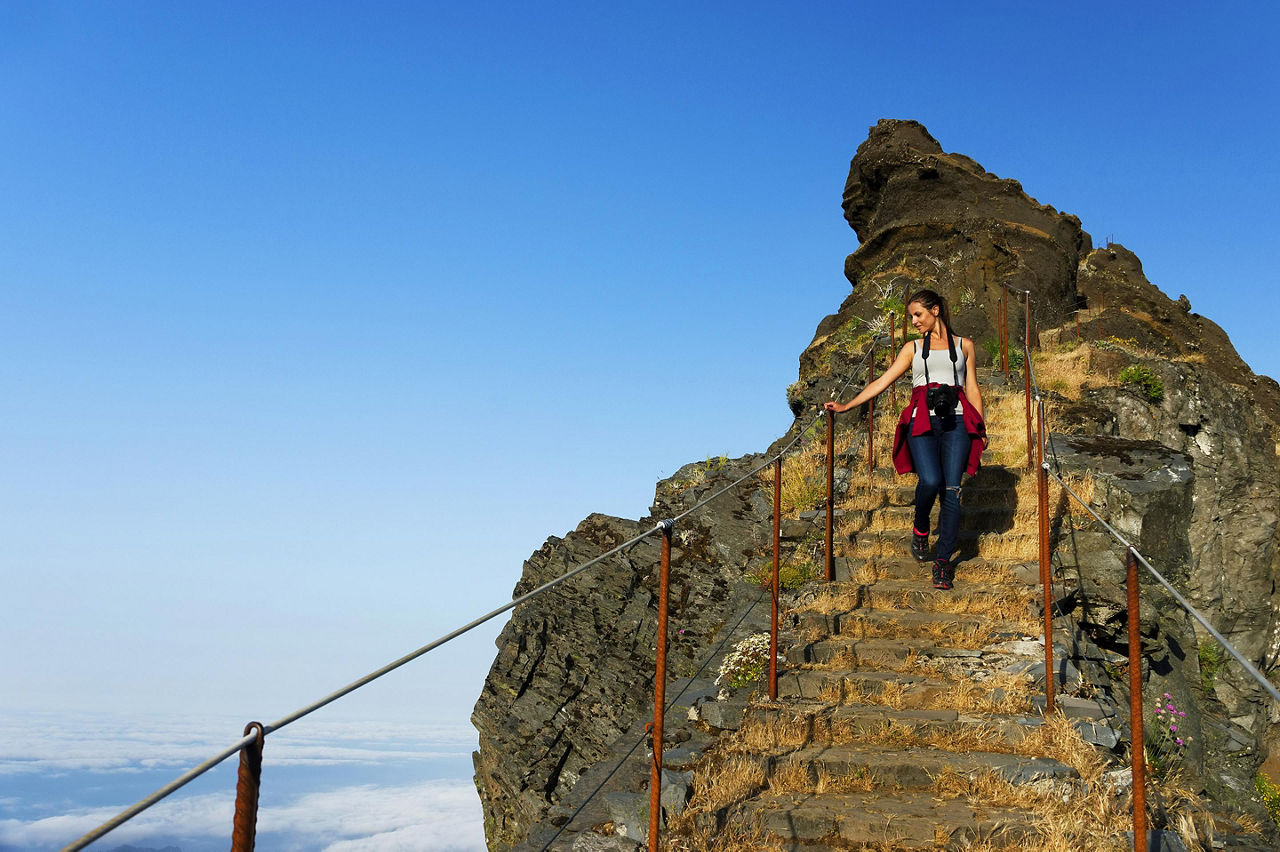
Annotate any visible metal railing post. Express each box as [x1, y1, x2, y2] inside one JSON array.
[[1127, 548, 1148, 852], [1036, 402, 1054, 715], [769, 457, 781, 700], [648, 520, 674, 850], [889, 314, 898, 413], [825, 408, 835, 581], [867, 342, 876, 474], [230, 722, 265, 852], [999, 287, 1009, 377], [1023, 294, 1033, 472]]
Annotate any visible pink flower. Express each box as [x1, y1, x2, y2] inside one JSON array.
[[1176, 738, 1184, 746], [1170, 724, 1178, 733]]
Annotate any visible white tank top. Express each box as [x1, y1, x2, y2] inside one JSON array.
[[912, 336, 966, 414]]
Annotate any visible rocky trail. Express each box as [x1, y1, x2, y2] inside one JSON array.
[[665, 372, 1129, 850]]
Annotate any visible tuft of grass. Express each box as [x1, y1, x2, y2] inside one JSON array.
[[1199, 640, 1225, 692], [1118, 364, 1165, 403]]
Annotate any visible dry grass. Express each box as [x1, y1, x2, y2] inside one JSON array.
[[846, 719, 1027, 756], [678, 754, 766, 819], [761, 422, 855, 518], [1030, 343, 1098, 400], [1013, 712, 1100, 765], [931, 713, 1136, 851], [934, 671, 1036, 714], [666, 821, 785, 852]]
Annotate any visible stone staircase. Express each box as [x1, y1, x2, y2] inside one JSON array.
[[669, 376, 1126, 850]]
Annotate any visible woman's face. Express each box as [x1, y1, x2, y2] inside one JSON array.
[[908, 301, 939, 335]]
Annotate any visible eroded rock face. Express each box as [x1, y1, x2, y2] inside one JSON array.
[[472, 462, 774, 850], [797, 119, 1091, 408]]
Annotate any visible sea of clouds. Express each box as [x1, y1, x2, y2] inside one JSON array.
[[0, 709, 486, 851]]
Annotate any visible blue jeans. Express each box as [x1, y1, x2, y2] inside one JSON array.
[[907, 412, 972, 562]]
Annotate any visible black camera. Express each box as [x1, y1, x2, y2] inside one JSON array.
[[926, 384, 958, 416]]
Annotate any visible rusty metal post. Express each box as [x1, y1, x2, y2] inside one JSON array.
[[230, 722, 265, 852], [999, 287, 1009, 377], [867, 343, 876, 474], [1127, 548, 1148, 852], [889, 314, 897, 413], [648, 521, 674, 850], [770, 457, 781, 701], [1024, 294, 1033, 472], [825, 408, 835, 582], [1036, 403, 1054, 716]]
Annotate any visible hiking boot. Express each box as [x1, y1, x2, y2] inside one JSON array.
[[911, 529, 930, 561], [936, 559, 955, 591]]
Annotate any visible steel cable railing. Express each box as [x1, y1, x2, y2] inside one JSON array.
[[1007, 297, 1279, 852], [63, 335, 886, 852], [538, 362, 894, 851]]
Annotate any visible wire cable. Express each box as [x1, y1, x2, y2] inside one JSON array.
[[64, 338, 887, 852]]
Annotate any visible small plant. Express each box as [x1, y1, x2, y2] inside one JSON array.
[[1199, 640, 1225, 692], [1119, 364, 1165, 403], [1098, 335, 1139, 352], [715, 633, 775, 699], [786, 381, 806, 416], [1146, 692, 1190, 774], [1255, 771, 1280, 829], [748, 559, 820, 591], [981, 337, 1024, 369]]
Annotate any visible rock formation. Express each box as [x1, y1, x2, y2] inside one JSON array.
[[473, 118, 1280, 848]]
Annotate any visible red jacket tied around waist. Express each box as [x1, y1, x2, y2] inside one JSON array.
[[891, 384, 987, 476]]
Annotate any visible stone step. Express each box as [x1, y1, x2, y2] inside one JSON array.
[[835, 555, 1036, 584], [844, 528, 1036, 560], [747, 700, 1043, 749], [756, 743, 1077, 791], [796, 607, 990, 640], [776, 668, 953, 704], [784, 635, 940, 667], [738, 790, 1040, 849], [843, 483, 1022, 510], [828, 578, 1027, 614], [838, 505, 1022, 538], [785, 634, 991, 668]]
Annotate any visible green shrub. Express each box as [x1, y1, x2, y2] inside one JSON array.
[[1119, 365, 1165, 403], [1199, 640, 1225, 692], [749, 559, 820, 591], [982, 337, 1024, 369]]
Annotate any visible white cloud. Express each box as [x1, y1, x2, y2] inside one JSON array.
[[0, 709, 485, 850], [0, 779, 484, 851], [0, 709, 476, 775]]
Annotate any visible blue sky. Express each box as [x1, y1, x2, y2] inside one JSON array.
[[2, 0, 1277, 845]]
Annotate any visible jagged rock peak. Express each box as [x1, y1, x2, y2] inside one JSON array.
[[841, 118, 1082, 250]]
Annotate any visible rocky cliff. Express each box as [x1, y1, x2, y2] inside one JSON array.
[[472, 119, 1280, 848]]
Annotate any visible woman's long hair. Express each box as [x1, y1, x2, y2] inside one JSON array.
[[907, 289, 956, 344]]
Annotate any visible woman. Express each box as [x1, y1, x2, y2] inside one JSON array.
[[823, 289, 986, 590]]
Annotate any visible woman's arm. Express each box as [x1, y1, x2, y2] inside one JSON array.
[[824, 342, 915, 413], [962, 337, 983, 419]]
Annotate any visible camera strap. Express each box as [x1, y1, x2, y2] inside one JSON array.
[[921, 329, 960, 388]]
